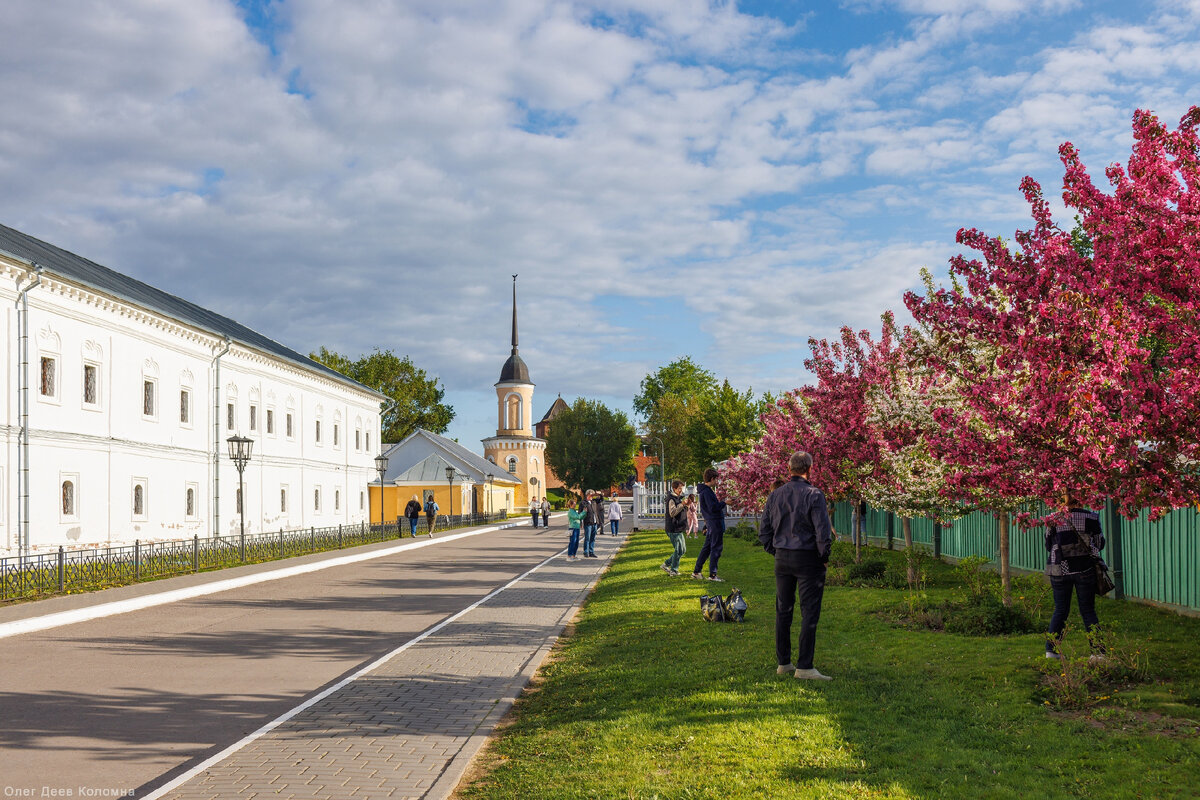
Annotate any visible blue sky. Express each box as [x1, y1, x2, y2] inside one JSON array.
[[2, 0, 1199, 451]]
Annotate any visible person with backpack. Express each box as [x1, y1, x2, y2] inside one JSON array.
[[424, 495, 439, 536], [1044, 495, 1107, 659], [692, 467, 729, 582], [660, 480, 688, 576], [404, 495, 422, 537], [566, 497, 586, 560]]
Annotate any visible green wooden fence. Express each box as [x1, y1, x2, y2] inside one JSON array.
[[832, 499, 1200, 614]]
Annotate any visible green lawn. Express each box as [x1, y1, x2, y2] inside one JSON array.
[[458, 531, 1200, 800]]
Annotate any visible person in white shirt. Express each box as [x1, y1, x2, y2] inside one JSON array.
[[607, 497, 623, 536]]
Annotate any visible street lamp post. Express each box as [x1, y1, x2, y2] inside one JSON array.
[[445, 465, 457, 523], [374, 453, 389, 531], [227, 435, 253, 562]]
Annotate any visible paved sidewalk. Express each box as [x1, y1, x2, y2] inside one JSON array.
[[152, 529, 624, 800]]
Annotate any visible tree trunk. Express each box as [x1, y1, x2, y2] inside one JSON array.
[[903, 517, 915, 587], [851, 502, 862, 564], [998, 512, 1012, 607]]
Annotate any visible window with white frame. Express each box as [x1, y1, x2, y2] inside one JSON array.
[[250, 405, 258, 432], [185, 485, 197, 518], [266, 407, 275, 435], [82, 362, 100, 408], [286, 411, 294, 439], [359, 491, 364, 511], [132, 480, 147, 519], [335, 489, 340, 511], [315, 419, 322, 444], [314, 487, 321, 512], [227, 402, 235, 431], [280, 486, 288, 513], [355, 428, 361, 451], [180, 388, 191, 425], [39, 355, 57, 399], [142, 379, 157, 419], [507, 456, 518, 474], [333, 423, 339, 448], [366, 432, 371, 452]]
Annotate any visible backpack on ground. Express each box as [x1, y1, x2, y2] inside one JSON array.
[[700, 588, 747, 623]]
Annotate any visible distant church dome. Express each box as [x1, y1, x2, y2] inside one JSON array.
[[499, 352, 530, 384]]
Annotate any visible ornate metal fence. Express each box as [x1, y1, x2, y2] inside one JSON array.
[[0, 511, 508, 603]]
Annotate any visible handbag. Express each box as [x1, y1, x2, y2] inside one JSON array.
[[1094, 561, 1115, 595], [700, 589, 747, 623]]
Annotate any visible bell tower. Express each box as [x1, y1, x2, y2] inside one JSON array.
[[481, 276, 546, 510]]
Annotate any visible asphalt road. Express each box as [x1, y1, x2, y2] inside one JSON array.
[[0, 519, 567, 798]]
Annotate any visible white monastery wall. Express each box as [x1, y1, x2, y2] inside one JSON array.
[[1, 262, 382, 551]]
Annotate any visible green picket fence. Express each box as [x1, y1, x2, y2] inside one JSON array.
[[832, 499, 1200, 614]]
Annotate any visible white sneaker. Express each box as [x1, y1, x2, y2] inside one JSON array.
[[691, 572, 703, 580], [776, 664, 797, 675], [1045, 651, 1062, 660], [794, 668, 832, 681]]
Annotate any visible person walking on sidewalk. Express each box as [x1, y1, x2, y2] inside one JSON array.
[[1044, 495, 1106, 660], [541, 497, 551, 528], [404, 495, 422, 537], [530, 499, 540, 528], [759, 451, 834, 681], [424, 495, 439, 537], [692, 468, 729, 582], [583, 491, 602, 557], [607, 496, 623, 536], [660, 480, 688, 576], [566, 497, 586, 560]]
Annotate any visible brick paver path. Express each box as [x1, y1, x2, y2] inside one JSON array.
[[155, 530, 622, 800]]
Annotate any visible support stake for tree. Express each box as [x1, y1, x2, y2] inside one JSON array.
[[997, 512, 1012, 607]]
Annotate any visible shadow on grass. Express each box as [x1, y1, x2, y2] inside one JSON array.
[[458, 531, 1200, 800]]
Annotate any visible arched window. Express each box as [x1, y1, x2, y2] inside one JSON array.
[[62, 481, 75, 516], [133, 485, 144, 516], [186, 488, 195, 516], [506, 395, 522, 430], [506, 456, 518, 475]]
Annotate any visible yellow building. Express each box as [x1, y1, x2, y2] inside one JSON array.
[[370, 428, 520, 524], [481, 277, 547, 512]]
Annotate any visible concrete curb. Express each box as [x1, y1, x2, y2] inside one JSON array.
[[426, 533, 628, 800]]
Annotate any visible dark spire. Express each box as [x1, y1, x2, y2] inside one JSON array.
[[511, 274, 519, 353], [498, 274, 531, 384]]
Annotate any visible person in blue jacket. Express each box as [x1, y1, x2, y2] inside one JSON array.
[[691, 468, 729, 581]]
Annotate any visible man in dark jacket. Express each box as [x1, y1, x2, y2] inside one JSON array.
[[660, 480, 688, 576], [691, 468, 728, 581], [759, 451, 834, 681], [583, 490, 602, 558]]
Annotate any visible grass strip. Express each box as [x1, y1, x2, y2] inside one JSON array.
[[458, 531, 1200, 800]]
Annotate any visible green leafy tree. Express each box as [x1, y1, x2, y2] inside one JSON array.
[[643, 393, 698, 482], [632, 356, 716, 421], [545, 398, 638, 494], [311, 347, 454, 443], [686, 380, 764, 473]]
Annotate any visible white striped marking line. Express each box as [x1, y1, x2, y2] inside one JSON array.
[[142, 546, 571, 800], [0, 517, 562, 640]]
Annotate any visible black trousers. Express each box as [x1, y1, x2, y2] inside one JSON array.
[[774, 549, 826, 669], [1048, 570, 1101, 652]]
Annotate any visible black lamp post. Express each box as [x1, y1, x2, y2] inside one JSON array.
[[227, 435, 253, 561], [374, 453, 389, 529], [445, 465, 457, 521]]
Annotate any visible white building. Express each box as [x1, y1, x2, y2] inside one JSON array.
[[0, 223, 385, 554]]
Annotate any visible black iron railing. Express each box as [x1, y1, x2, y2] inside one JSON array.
[[0, 511, 508, 602]]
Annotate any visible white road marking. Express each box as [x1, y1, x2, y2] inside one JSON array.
[[141, 546, 566, 800], [0, 518, 553, 640]]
